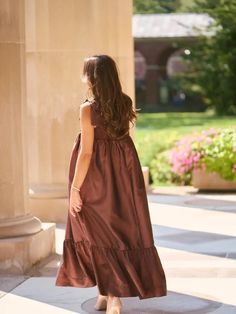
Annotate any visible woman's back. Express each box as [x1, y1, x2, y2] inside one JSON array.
[[83, 99, 130, 140]]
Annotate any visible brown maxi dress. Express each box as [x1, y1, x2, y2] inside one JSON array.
[[55, 100, 167, 299]]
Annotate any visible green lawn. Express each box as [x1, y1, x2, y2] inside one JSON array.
[[134, 111, 236, 168], [180, 0, 195, 11]]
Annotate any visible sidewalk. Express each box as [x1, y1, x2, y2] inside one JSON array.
[[1, 187, 236, 313]]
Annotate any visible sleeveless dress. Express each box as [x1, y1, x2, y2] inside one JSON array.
[[55, 100, 167, 299]]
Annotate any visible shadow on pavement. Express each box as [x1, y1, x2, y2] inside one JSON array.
[[82, 291, 226, 314]]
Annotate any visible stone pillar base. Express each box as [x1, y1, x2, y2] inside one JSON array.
[[0, 223, 56, 274], [0, 214, 42, 239]]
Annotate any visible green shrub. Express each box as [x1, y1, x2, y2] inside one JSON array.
[[150, 150, 183, 186], [149, 127, 236, 186], [200, 128, 236, 181], [169, 127, 236, 183], [135, 131, 180, 169]]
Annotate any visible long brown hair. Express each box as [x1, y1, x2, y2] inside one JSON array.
[[82, 54, 137, 138]]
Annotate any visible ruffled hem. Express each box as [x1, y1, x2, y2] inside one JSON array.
[[55, 238, 167, 300]]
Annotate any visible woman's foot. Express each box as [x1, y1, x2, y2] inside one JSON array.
[[94, 294, 108, 311], [106, 296, 122, 314]]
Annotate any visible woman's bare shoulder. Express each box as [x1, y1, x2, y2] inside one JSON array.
[[79, 100, 97, 126]]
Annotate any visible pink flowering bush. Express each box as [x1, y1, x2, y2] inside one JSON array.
[[169, 127, 236, 184]]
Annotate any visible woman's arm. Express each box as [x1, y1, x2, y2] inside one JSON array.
[[71, 102, 94, 190]]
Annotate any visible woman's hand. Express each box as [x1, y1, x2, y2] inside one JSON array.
[[69, 188, 83, 217]]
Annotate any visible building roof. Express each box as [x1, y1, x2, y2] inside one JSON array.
[[132, 13, 214, 39]]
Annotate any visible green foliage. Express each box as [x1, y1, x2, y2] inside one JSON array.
[[179, 0, 196, 11], [182, 0, 236, 115], [135, 130, 179, 168], [133, 0, 182, 14], [201, 129, 236, 181], [150, 150, 184, 186]]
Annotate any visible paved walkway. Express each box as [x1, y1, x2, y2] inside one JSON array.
[[1, 187, 236, 313]]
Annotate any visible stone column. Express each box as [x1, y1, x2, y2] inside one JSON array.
[[0, 0, 55, 274], [0, 0, 42, 238], [25, 0, 135, 222]]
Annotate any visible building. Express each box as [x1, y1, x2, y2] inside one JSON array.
[[133, 13, 213, 112]]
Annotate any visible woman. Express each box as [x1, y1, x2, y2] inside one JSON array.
[[55, 55, 167, 313]]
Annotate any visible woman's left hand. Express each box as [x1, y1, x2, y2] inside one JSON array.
[[69, 188, 83, 217]]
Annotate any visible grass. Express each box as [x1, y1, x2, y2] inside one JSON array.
[[180, 0, 196, 12], [133, 111, 236, 167]]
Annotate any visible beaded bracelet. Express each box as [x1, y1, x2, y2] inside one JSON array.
[[72, 185, 81, 192]]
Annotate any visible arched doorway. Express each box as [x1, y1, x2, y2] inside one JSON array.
[[134, 50, 147, 110]]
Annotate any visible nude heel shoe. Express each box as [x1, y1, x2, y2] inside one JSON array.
[[106, 296, 122, 314], [94, 294, 108, 311]]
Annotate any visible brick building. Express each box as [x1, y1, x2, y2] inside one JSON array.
[[133, 13, 213, 112]]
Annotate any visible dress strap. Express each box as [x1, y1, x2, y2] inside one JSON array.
[[81, 98, 103, 127]]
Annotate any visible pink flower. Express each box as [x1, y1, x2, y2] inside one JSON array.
[[193, 155, 200, 163], [168, 127, 222, 176], [201, 163, 206, 170], [202, 128, 218, 136], [206, 138, 213, 144]]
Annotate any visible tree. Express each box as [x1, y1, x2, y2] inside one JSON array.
[[182, 0, 236, 115], [133, 0, 182, 14]]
